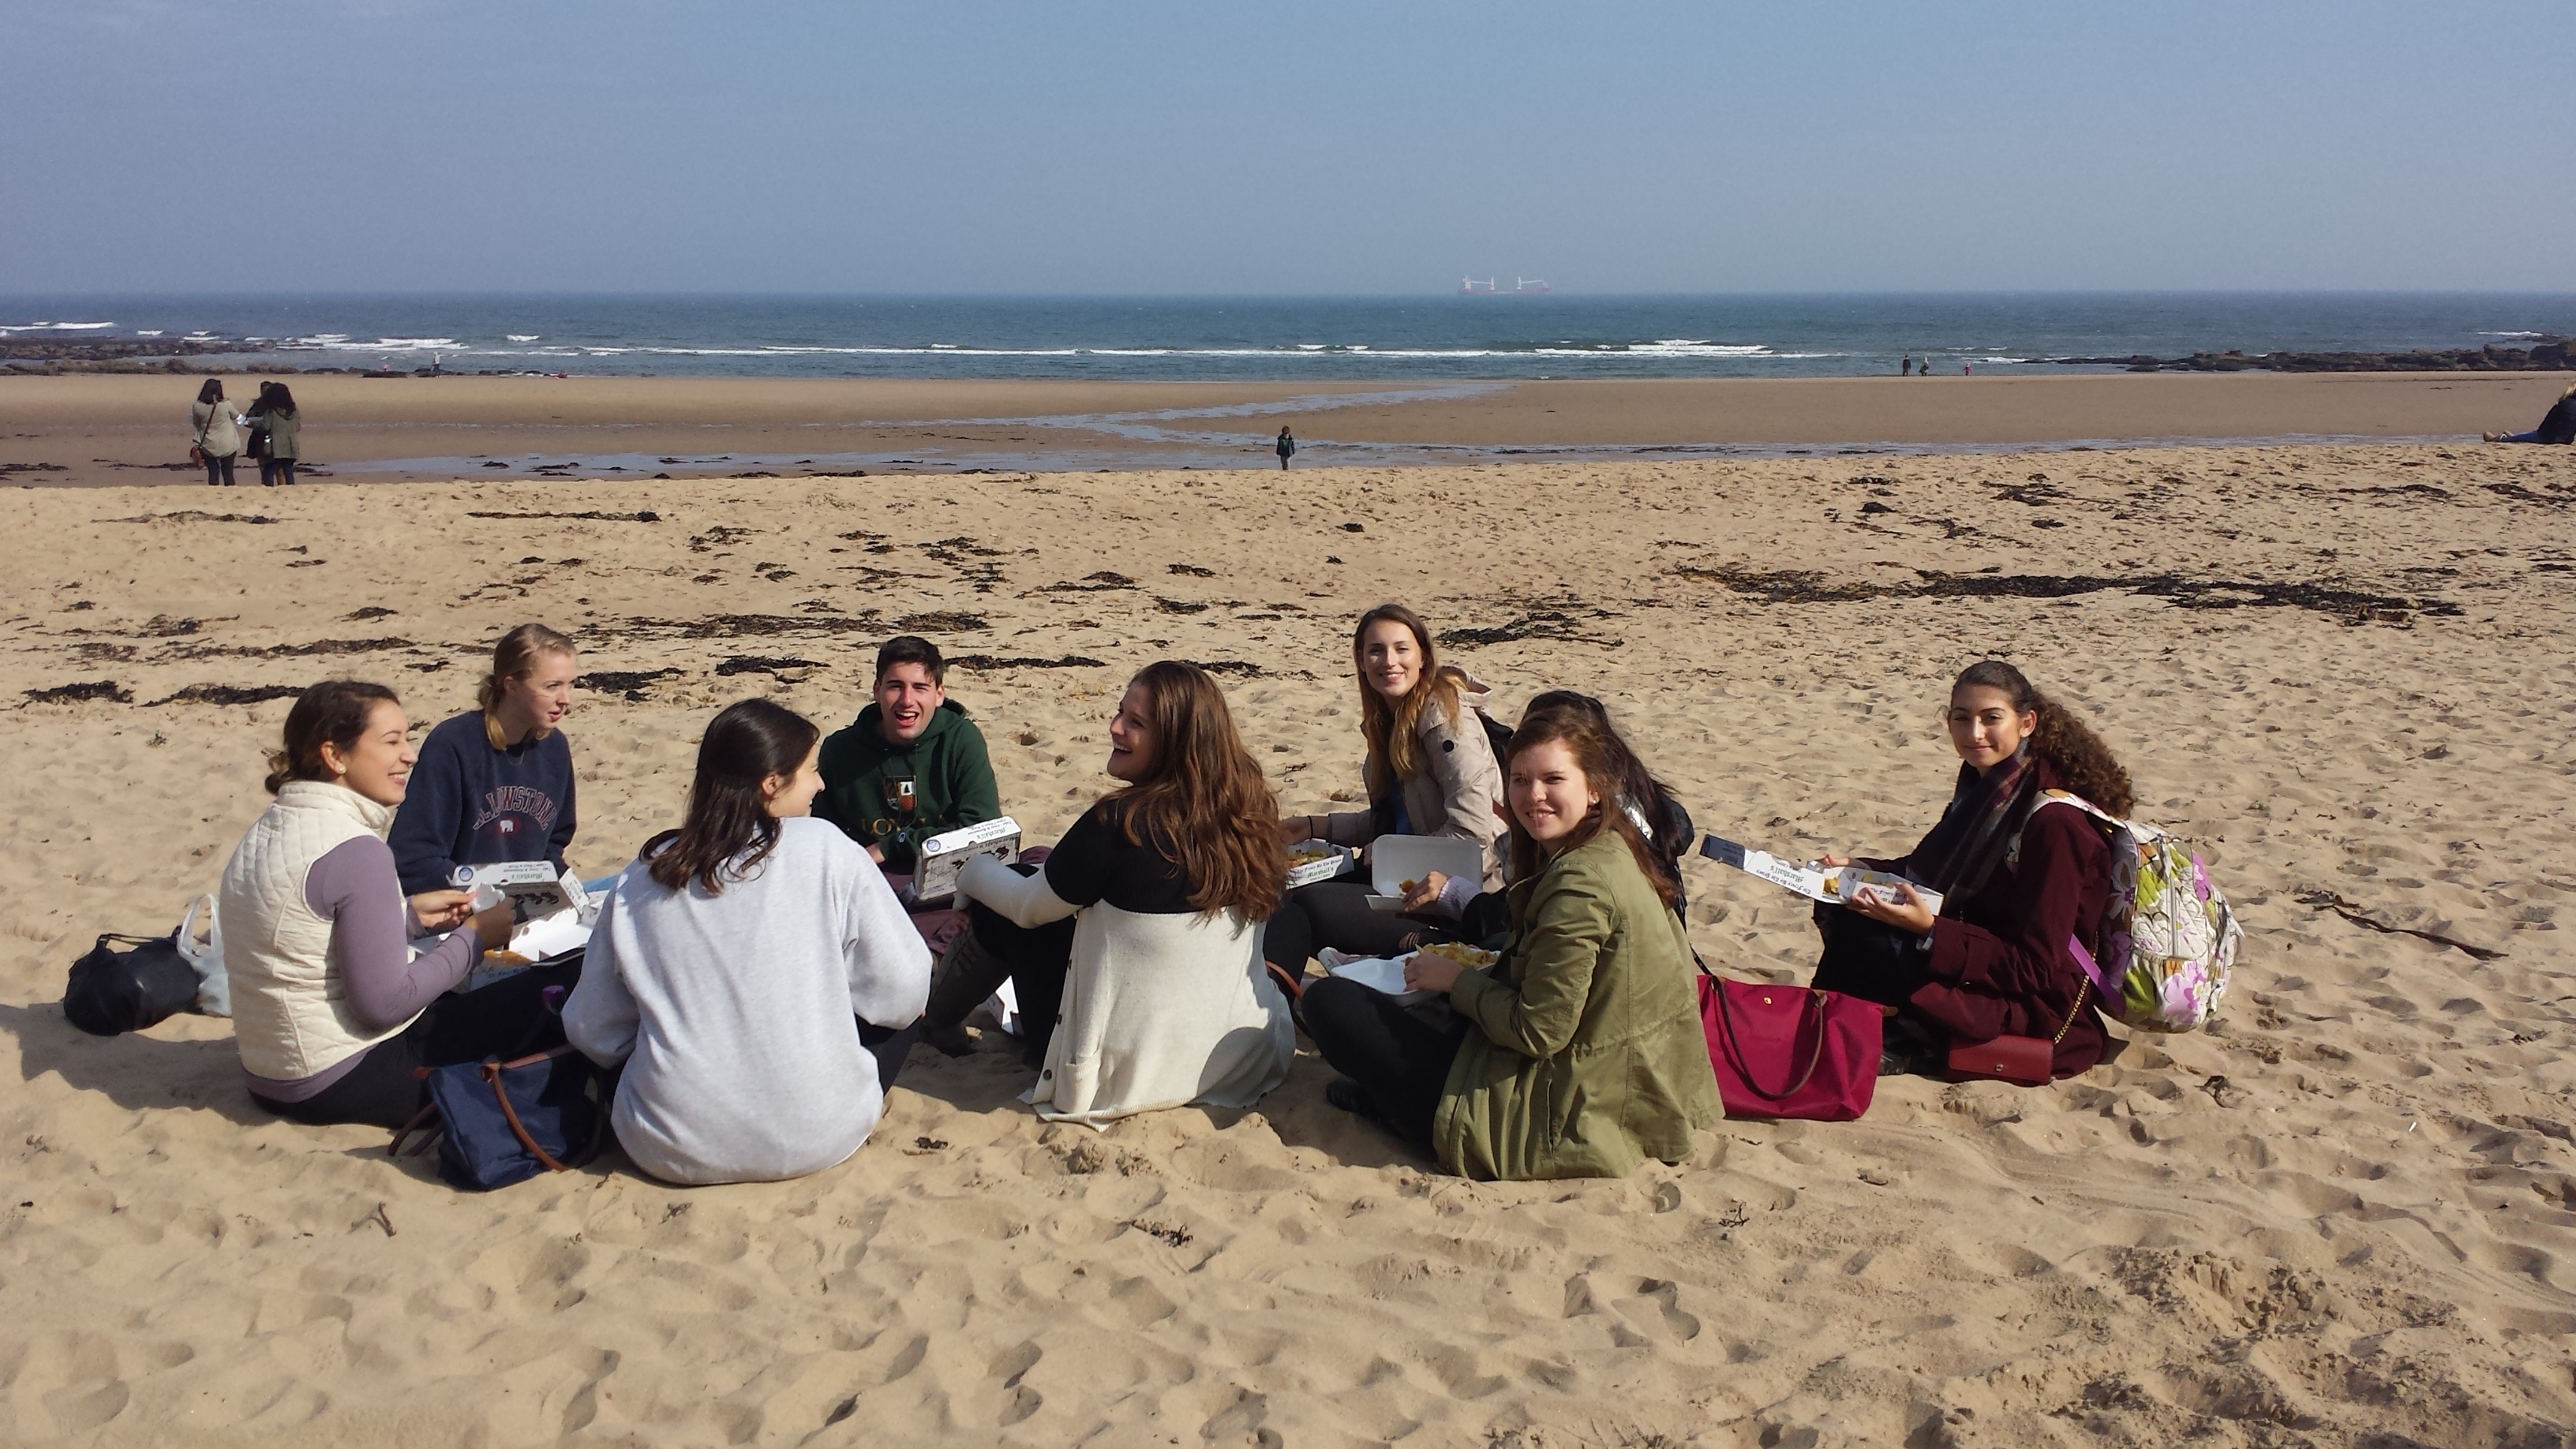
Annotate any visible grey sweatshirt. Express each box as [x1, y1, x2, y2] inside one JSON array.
[[564, 818, 931, 1186]]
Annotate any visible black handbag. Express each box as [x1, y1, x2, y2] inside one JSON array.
[[64, 933, 201, 1035]]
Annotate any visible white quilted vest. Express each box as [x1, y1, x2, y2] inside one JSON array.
[[219, 780, 414, 1080]]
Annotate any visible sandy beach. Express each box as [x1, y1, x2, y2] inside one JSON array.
[[4, 371, 2568, 485], [3, 437, 2574, 1444]]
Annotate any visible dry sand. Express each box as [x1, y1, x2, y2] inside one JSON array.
[[5, 372, 2568, 485], [2, 439, 2574, 1445]]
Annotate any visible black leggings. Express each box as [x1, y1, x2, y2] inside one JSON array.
[[964, 900, 1077, 1063], [1299, 976, 1472, 1148], [1264, 880, 1457, 971], [251, 961, 581, 1129], [202, 451, 237, 486]]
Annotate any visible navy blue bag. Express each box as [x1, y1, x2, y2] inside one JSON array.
[[391, 1046, 607, 1191]]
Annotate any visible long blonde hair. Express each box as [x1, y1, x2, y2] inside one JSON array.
[[1352, 603, 1470, 800], [477, 623, 575, 748]]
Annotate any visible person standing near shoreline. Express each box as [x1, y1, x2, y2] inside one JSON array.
[[190, 379, 248, 487], [1276, 427, 1297, 469], [246, 382, 301, 486]]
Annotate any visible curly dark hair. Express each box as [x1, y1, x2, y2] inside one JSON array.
[[1953, 660, 2134, 816]]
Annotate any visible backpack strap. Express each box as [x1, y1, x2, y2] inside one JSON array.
[[2039, 788, 2164, 841]]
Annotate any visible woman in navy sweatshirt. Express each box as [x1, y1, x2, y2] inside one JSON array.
[[390, 623, 582, 893]]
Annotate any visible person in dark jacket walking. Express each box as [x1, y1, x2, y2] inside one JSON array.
[[389, 623, 581, 894], [813, 636, 1001, 874], [245, 382, 302, 486], [1275, 427, 1297, 469], [2486, 381, 2576, 444], [1812, 660, 2129, 1080]]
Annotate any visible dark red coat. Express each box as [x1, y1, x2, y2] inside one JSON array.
[[1878, 760, 2113, 1076]]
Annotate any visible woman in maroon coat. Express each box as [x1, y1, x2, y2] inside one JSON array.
[[1814, 661, 2134, 1080]]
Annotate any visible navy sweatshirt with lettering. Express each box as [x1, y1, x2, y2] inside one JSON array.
[[389, 710, 578, 894]]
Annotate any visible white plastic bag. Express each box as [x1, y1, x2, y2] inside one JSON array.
[[174, 893, 230, 1017]]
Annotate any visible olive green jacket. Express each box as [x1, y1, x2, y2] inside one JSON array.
[[1434, 831, 1721, 1181]]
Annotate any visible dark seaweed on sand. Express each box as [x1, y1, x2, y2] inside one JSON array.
[[897, 612, 990, 633], [24, 680, 132, 705], [148, 684, 305, 707], [1668, 563, 2458, 627], [948, 654, 1108, 672], [713, 656, 822, 677]]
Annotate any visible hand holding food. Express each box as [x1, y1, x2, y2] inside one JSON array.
[[408, 889, 476, 931], [1399, 869, 1451, 911], [1402, 940, 1496, 993]]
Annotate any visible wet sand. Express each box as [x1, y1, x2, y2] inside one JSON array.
[[2, 371, 2564, 485]]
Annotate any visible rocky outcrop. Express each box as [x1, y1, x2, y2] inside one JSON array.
[[2057, 338, 2572, 373]]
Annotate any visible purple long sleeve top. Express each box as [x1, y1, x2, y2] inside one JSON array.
[[242, 833, 481, 1103]]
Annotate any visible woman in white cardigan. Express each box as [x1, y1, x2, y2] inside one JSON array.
[[566, 698, 931, 1185], [948, 661, 1294, 1126]]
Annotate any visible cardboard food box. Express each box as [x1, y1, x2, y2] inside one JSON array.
[[1363, 835, 1486, 912], [912, 816, 1022, 905], [455, 860, 589, 923], [1697, 836, 1945, 915], [1285, 839, 1355, 889]]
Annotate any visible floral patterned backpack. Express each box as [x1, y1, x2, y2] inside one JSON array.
[[2040, 791, 2239, 1032]]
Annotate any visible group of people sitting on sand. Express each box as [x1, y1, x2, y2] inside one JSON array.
[[215, 605, 2138, 1187]]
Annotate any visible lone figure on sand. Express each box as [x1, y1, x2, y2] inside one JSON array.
[[1276, 427, 1297, 470]]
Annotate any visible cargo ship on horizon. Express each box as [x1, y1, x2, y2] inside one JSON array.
[[1460, 276, 1553, 296]]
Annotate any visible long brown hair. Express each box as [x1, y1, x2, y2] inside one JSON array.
[[1107, 661, 1286, 921], [1952, 660, 2135, 816], [1503, 703, 1680, 908], [1352, 602, 1472, 799], [265, 680, 400, 793], [477, 622, 576, 749], [644, 698, 820, 896]]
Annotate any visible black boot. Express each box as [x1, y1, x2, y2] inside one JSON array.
[[920, 927, 1013, 1058]]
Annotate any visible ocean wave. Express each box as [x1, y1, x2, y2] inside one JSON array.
[[507, 334, 541, 343], [0, 320, 117, 332]]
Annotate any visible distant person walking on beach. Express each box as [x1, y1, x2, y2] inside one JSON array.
[[1901, 356, 1913, 376], [1276, 427, 1297, 470], [2485, 381, 2576, 444], [190, 379, 248, 487], [246, 382, 301, 486]]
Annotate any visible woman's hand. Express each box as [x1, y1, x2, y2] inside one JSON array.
[[1279, 816, 1316, 843], [1815, 852, 1854, 870], [1403, 949, 1466, 994], [468, 902, 518, 953], [409, 889, 476, 931], [1398, 870, 1451, 912], [1848, 880, 1937, 936]]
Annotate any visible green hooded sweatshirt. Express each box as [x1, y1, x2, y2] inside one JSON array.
[[814, 698, 1000, 874]]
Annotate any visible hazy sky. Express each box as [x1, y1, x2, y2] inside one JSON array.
[[6, 0, 2568, 294]]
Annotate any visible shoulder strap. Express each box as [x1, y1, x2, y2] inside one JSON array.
[[2039, 788, 2162, 842]]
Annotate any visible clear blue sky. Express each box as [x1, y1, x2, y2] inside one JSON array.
[[6, 0, 2567, 294]]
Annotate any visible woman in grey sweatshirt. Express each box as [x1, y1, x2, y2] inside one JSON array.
[[566, 698, 931, 1185]]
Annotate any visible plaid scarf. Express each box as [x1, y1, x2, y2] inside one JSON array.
[[1908, 741, 2041, 908]]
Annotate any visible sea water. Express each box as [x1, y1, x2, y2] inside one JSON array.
[[2, 293, 2570, 380]]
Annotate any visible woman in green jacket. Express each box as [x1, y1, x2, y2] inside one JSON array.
[[1301, 702, 1720, 1179]]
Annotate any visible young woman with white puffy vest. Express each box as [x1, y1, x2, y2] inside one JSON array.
[[219, 680, 566, 1129]]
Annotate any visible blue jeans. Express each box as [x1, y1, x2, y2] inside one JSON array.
[[260, 456, 297, 485]]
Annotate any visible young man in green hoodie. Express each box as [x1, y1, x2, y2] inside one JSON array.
[[815, 636, 1001, 874]]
